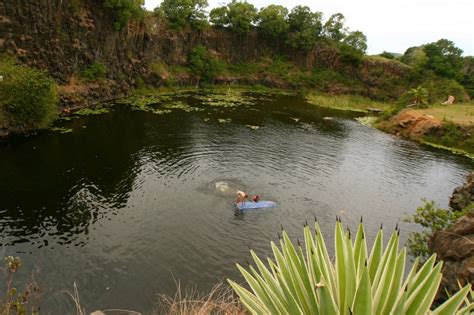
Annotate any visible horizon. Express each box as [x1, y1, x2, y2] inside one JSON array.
[[144, 0, 473, 56]]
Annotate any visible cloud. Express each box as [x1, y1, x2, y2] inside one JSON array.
[[144, 0, 473, 55]]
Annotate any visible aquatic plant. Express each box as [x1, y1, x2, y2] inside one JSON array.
[[196, 90, 256, 108], [229, 220, 474, 314], [355, 116, 377, 127], [74, 106, 110, 116]]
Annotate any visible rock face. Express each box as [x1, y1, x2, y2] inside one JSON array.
[[450, 172, 474, 211], [0, 0, 410, 108], [378, 110, 443, 140], [429, 173, 474, 298]]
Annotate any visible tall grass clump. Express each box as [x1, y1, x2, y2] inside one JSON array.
[[0, 256, 40, 315], [0, 57, 58, 130], [155, 282, 245, 314], [306, 92, 389, 112], [229, 220, 474, 314]]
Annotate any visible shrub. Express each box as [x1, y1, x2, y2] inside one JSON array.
[[81, 61, 107, 81], [188, 45, 224, 83], [0, 58, 58, 130], [403, 199, 469, 260], [0, 256, 40, 314], [229, 221, 474, 314]]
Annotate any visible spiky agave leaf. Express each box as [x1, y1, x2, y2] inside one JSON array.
[[228, 221, 473, 314]]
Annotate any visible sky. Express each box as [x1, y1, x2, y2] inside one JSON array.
[[144, 0, 473, 56]]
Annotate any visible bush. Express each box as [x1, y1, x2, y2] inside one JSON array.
[[0, 58, 58, 130], [404, 200, 470, 260], [188, 45, 224, 83], [81, 61, 107, 81]]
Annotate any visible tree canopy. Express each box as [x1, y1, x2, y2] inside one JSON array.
[[257, 5, 289, 38], [287, 6, 323, 50], [159, 0, 209, 29], [103, 0, 145, 30], [423, 39, 464, 80]]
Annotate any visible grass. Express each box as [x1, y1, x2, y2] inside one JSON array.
[[407, 102, 474, 126], [155, 282, 245, 315], [306, 91, 391, 113]]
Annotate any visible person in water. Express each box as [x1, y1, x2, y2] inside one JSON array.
[[236, 190, 248, 204], [252, 195, 260, 202]]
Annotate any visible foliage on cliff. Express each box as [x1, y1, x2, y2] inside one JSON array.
[[403, 200, 470, 260], [0, 57, 58, 131], [103, 0, 145, 30], [399, 39, 471, 101]]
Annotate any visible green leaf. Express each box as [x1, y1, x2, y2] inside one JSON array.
[[432, 284, 471, 315]]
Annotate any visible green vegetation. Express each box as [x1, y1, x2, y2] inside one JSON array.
[[229, 221, 474, 314], [404, 200, 471, 260], [408, 103, 474, 126], [74, 106, 110, 116], [0, 256, 40, 314], [423, 121, 474, 155], [399, 39, 471, 103], [257, 5, 289, 39], [158, 0, 208, 29], [287, 6, 323, 50], [188, 45, 224, 83], [210, 0, 258, 33], [0, 57, 58, 131], [306, 92, 390, 113], [81, 61, 107, 81], [405, 86, 429, 106], [103, 0, 144, 30]]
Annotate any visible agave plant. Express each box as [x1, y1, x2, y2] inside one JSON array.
[[228, 219, 473, 314]]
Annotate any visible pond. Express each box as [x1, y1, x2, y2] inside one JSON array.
[[0, 90, 472, 313]]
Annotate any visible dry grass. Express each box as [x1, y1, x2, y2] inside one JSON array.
[[408, 103, 474, 126], [154, 282, 245, 315]]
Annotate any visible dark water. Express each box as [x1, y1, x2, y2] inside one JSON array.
[[0, 92, 472, 313]]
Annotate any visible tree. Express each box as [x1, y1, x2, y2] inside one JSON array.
[[324, 13, 347, 41], [342, 30, 367, 53], [159, 0, 209, 30], [209, 6, 229, 27], [257, 5, 289, 38], [226, 0, 258, 34], [188, 45, 223, 83], [287, 6, 323, 50], [379, 51, 395, 59], [423, 39, 464, 80], [103, 0, 144, 31], [229, 221, 474, 314], [401, 46, 428, 68], [461, 56, 474, 98]]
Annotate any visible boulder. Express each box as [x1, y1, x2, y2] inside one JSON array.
[[450, 172, 474, 211], [429, 173, 474, 300]]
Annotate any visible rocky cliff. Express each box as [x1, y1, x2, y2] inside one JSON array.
[[0, 0, 410, 108], [429, 172, 474, 299]]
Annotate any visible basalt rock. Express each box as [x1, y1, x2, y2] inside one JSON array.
[[450, 172, 474, 211], [429, 173, 474, 300], [0, 0, 410, 109]]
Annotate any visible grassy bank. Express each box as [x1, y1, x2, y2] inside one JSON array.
[[305, 91, 391, 113], [406, 102, 474, 126]]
